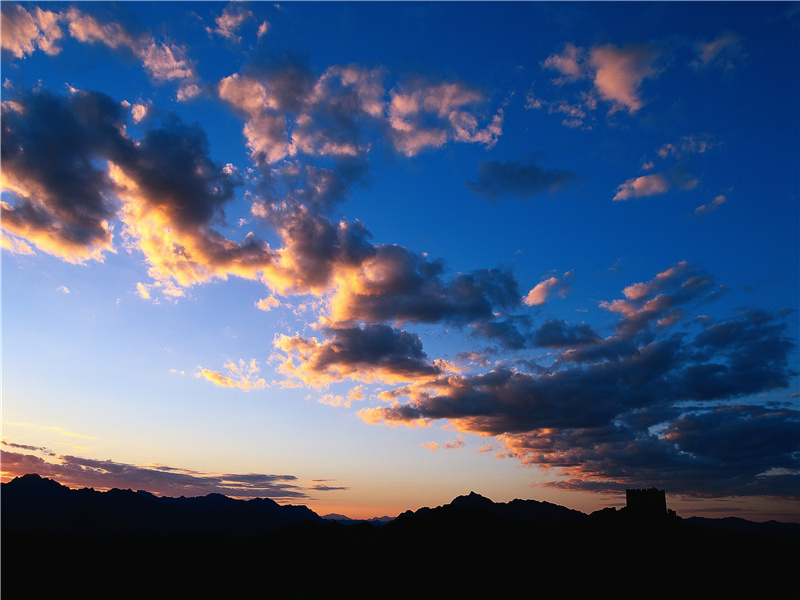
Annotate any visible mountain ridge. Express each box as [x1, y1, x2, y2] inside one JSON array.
[[4, 473, 799, 532], [3, 474, 798, 599]]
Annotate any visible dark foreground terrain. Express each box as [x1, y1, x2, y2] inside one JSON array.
[[3, 474, 798, 599]]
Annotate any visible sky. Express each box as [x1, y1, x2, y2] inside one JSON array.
[[1, 1, 798, 522]]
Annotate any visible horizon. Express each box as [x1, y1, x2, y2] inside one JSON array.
[[3, 471, 797, 525], [2, 2, 798, 525]]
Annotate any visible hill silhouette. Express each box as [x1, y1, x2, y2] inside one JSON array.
[[2, 474, 798, 599]]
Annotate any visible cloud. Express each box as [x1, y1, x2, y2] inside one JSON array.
[[542, 42, 661, 115], [599, 261, 721, 339], [61, 7, 202, 100], [466, 155, 577, 201], [219, 64, 502, 165], [329, 246, 522, 326], [613, 173, 670, 201], [387, 79, 503, 156], [0, 4, 63, 58], [657, 134, 718, 159], [1, 86, 278, 295], [523, 271, 574, 306], [0, 232, 35, 257], [692, 32, 744, 71], [3, 6, 203, 101], [470, 316, 533, 350], [274, 323, 448, 387], [532, 319, 601, 348], [207, 3, 253, 42], [1, 88, 126, 263], [256, 295, 282, 311], [0, 445, 308, 499], [691, 194, 727, 217], [196, 359, 267, 390], [253, 203, 375, 296], [588, 44, 661, 113], [307, 479, 348, 492], [358, 263, 798, 499], [218, 61, 383, 165], [542, 43, 584, 83]]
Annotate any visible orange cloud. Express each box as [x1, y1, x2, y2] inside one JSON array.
[[196, 359, 267, 390], [613, 173, 669, 201], [588, 44, 661, 113], [0, 4, 63, 58], [524, 271, 574, 306]]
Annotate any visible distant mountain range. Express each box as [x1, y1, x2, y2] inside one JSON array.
[[3, 474, 798, 599]]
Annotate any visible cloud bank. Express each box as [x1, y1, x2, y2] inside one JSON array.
[[0, 442, 308, 499]]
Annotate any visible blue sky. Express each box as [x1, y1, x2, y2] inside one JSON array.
[[2, 1, 798, 521]]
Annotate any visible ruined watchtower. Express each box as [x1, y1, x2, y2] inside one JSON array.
[[625, 487, 667, 517]]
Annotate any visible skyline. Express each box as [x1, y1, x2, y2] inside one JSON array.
[[1, 1, 798, 522]]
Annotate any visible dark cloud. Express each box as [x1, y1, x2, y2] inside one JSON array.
[[0, 448, 308, 500], [245, 54, 317, 113], [1, 440, 56, 456], [1, 88, 129, 261], [332, 244, 522, 326], [360, 262, 799, 499], [275, 323, 444, 386], [532, 319, 601, 348], [1, 86, 277, 291], [115, 115, 236, 227], [470, 316, 533, 350], [466, 155, 577, 201]]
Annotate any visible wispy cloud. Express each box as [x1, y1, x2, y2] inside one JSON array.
[[691, 194, 727, 217], [1, 5, 202, 100], [197, 359, 267, 390], [692, 32, 744, 71], [206, 3, 253, 43]]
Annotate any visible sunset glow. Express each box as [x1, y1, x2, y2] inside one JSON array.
[[2, 1, 798, 523]]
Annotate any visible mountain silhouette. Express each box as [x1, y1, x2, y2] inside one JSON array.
[[2, 473, 322, 536], [3, 474, 798, 599]]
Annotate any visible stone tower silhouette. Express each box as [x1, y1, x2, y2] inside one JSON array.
[[625, 487, 667, 517]]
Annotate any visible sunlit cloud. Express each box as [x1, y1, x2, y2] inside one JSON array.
[[524, 271, 574, 306], [1, 89, 121, 264], [588, 43, 661, 113], [613, 173, 670, 201], [0, 231, 35, 256], [206, 3, 253, 43], [0, 4, 63, 58], [196, 359, 267, 390], [541, 41, 661, 115], [256, 295, 282, 311], [542, 43, 584, 83]]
